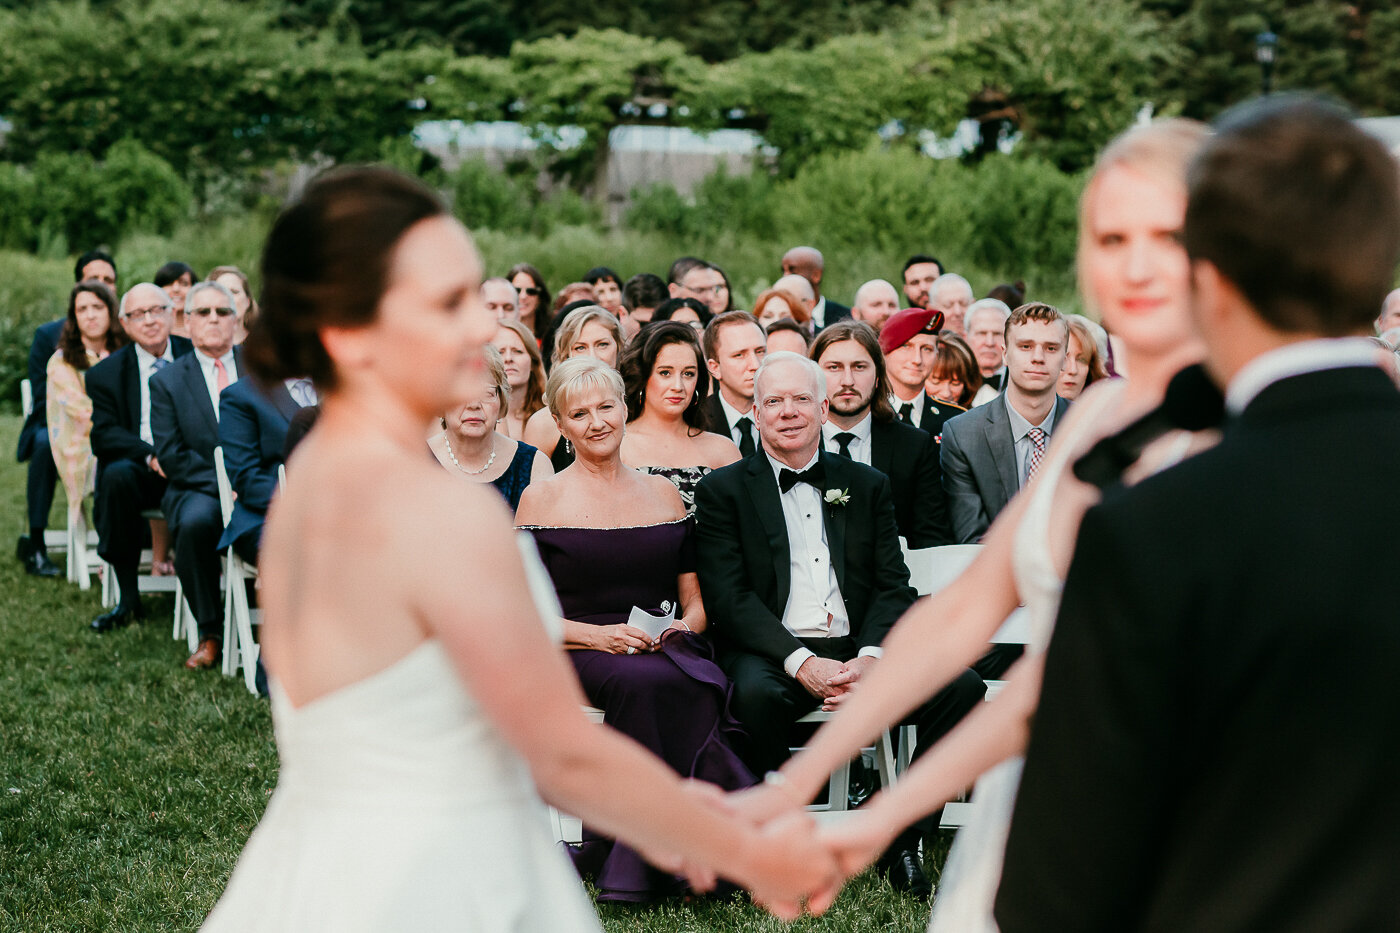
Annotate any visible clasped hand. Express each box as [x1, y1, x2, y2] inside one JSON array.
[[796, 655, 877, 711]]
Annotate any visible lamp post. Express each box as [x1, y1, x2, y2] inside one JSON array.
[[1255, 31, 1278, 96]]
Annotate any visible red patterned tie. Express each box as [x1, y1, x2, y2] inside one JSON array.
[[1027, 427, 1047, 483]]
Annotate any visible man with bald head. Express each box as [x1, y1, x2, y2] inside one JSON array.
[[851, 279, 901, 331], [86, 283, 193, 632], [481, 277, 518, 321], [781, 246, 850, 332], [929, 273, 974, 336], [1376, 288, 1400, 335]]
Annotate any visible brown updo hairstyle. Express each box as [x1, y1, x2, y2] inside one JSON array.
[[618, 321, 710, 430], [244, 166, 448, 390]]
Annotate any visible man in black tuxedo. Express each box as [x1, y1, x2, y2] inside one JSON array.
[[996, 98, 1400, 932], [941, 303, 1070, 543], [700, 311, 767, 455], [781, 246, 850, 332], [810, 320, 950, 548], [879, 306, 963, 439], [16, 250, 120, 577], [87, 283, 192, 631], [150, 281, 244, 670], [695, 351, 985, 894]]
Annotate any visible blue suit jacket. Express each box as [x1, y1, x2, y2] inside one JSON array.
[[216, 376, 299, 552], [16, 319, 65, 461]]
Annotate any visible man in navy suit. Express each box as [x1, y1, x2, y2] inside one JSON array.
[[16, 250, 119, 576], [87, 283, 192, 631], [217, 374, 313, 565], [150, 281, 243, 669]]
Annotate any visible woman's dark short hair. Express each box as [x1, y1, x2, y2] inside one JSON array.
[[583, 266, 621, 287], [244, 166, 448, 389], [619, 321, 710, 431], [930, 332, 982, 407], [652, 297, 713, 330], [153, 261, 197, 288], [1185, 95, 1400, 335], [58, 281, 125, 369], [809, 320, 895, 422]]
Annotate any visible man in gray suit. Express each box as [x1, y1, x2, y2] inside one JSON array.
[[941, 303, 1070, 542]]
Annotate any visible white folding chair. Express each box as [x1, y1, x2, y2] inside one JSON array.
[[550, 706, 608, 844], [20, 378, 32, 418], [794, 710, 900, 822], [215, 447, 261, 695]]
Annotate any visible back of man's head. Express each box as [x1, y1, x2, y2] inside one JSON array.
[[623, 273, 667, 311], [1185, 96, 1400, 336]]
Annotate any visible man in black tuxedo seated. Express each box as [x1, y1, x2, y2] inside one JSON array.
[[87, 284, 193, 632], [150, 281, 243, 670], [810, 320, 951, 548], [695, 351, 985, 895]]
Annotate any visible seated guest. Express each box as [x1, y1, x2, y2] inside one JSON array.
[[47, 282, 127, 532], [154, 261, 197, 338], [583, 266, 624, 317], [516, 356, 754, 902], [87, 283, 193, 631], [207, 265, 256, 345], [480, 277, 518, 321], [217, 370, 315, 565], [812, 321, 951, 547], [780, 245, 850, 331], [430, 346, 551, 512], [507, 262, 550, 335], [539, 282, 598, 365], [772, 274, 818, 325], [881, 306, 963, 438], [1376, 286, 1400, 336], [851, 279, 901, 332], [901, 254, 942, 309], [491, 319, 546, 439], [1058, 314, 1110, 400], [694, 351, 984, 895], [924, 332, 981, 414], [941, 302, 1070, 543], [928, 273, 974, 336], [700, 311, 767, 455], [523, 305, 623, 471], [150, 280, 245, 669], [985, 280, 1026, 310], [965, 298, 1012, 406], [652, 296, 712, 332], [668, 259, 733, 317], [620, 272, 667, 339], [753, 287, 809, 331], [764, 318, 810, 356], [618, 322, 740, 512]]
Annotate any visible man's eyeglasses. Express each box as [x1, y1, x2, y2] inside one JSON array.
[[121, 306, 171, 322], [189, 306, 237, 318]]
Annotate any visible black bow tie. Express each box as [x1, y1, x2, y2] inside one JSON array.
[[779, 461, 825, 494]]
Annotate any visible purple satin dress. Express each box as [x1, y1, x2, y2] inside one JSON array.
[[525, 518, 755, 902]]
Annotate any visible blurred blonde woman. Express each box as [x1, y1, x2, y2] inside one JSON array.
[[523, 305, 623, 471], [1057, 315, 1110, 400]]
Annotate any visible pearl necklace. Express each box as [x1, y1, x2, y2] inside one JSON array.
[[445, 436, 496, 475]]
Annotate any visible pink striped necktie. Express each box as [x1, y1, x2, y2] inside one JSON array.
[[1027, 427, 1047, 483]]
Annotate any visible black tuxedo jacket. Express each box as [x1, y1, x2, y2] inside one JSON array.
[[997, 366, 1400, 933], [217, 376, 299, 551], [817, 298, 851, 331], [940, 394, 1070, 543], [149, 348, 244, 521], [87, 336, 193, 482], [694, 449, 916, 664], [867, 418, 952, 547], [702, 392, 731, 440], [16, 318, 64, 461]]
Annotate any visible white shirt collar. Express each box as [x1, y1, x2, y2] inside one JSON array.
[[767, 448, 821, 485], [195, 347, 235, 370], [813, 295, 828, 328], [134, 341, 173, 366], [718, 390, 754, 428], [822, 412, 872, 444], [889, 388, 925, 414], [1225, 337, 1380, 414], [1004, 392, 1056, 441]]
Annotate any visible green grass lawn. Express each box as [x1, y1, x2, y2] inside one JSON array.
[[0, 413, 941, 931]]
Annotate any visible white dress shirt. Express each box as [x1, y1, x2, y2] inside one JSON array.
[[889, 389, 926, 427], [194, 349, 239, 420], [1226, 337, 1380, 414], [822, 414, 873, 466], [1004, 394, 1058, 488], [717, 391, 756, 448], [285, 377, 318, 408], [812, 295, 829, 331], [134, 342, 176, 446]]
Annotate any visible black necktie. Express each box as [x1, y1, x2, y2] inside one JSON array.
[[779, 461, 825, 494], [735, 416, 756, 458], [899, 403, 914, 426], [833, 432, 856, 459]]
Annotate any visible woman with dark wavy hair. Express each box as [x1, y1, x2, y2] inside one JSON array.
[[507, 262, 551, 335], [618, 321, 739, 512]]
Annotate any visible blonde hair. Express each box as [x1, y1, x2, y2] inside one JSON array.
[[545, 355, 626, 420], [483, 344, 510, 416], [550, 304, 624, 366], [494, 319, 546, 419], [1077, 119, 1211, 316]]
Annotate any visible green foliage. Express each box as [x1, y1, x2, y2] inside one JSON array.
[[446, 159, 603, 234]]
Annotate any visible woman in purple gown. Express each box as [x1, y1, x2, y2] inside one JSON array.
[[515, 356, 755, 903]]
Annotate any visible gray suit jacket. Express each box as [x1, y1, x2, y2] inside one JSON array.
[[940, 394, 1070, 543]]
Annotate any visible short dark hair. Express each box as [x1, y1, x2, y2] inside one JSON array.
[[153, 261, 197, 288], [764, 317, 811, 347], [701, 310, 762, 362], [668, 256, 704, 285], [74, 249, 116, 283], [506, 263, 550, 314], [986, 280, 1026, 308], [902, 254, 943, 276], [583, 266, 621, 287], [653, 297, 713, 330], [622, 273, 667, 311], [246, 166, 447, 389], [619, 321, 710, 431], [58, 281, 125, 369], [1185, 96, 1400, 336], [809, 320, 895, 423]]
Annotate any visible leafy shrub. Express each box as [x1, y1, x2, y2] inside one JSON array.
[[446, 159, 601, 236]]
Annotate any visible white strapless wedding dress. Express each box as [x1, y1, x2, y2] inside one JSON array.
[[201, 543, 600, 932]]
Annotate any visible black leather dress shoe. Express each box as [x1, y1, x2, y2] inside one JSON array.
[[90, 605, 142, 633], [884, 849, 932, 899], [24, 550, 60, 577]]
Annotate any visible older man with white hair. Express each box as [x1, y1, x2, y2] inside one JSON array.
[[929, 273, 974, 336], [851, 279, 901, 331], [1376, 287, 1400, 336], [694, 350, 985, 897], [965, 298, 1012, 406]]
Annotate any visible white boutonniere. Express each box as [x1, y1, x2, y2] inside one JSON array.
[[824, 488, 851, 507]]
